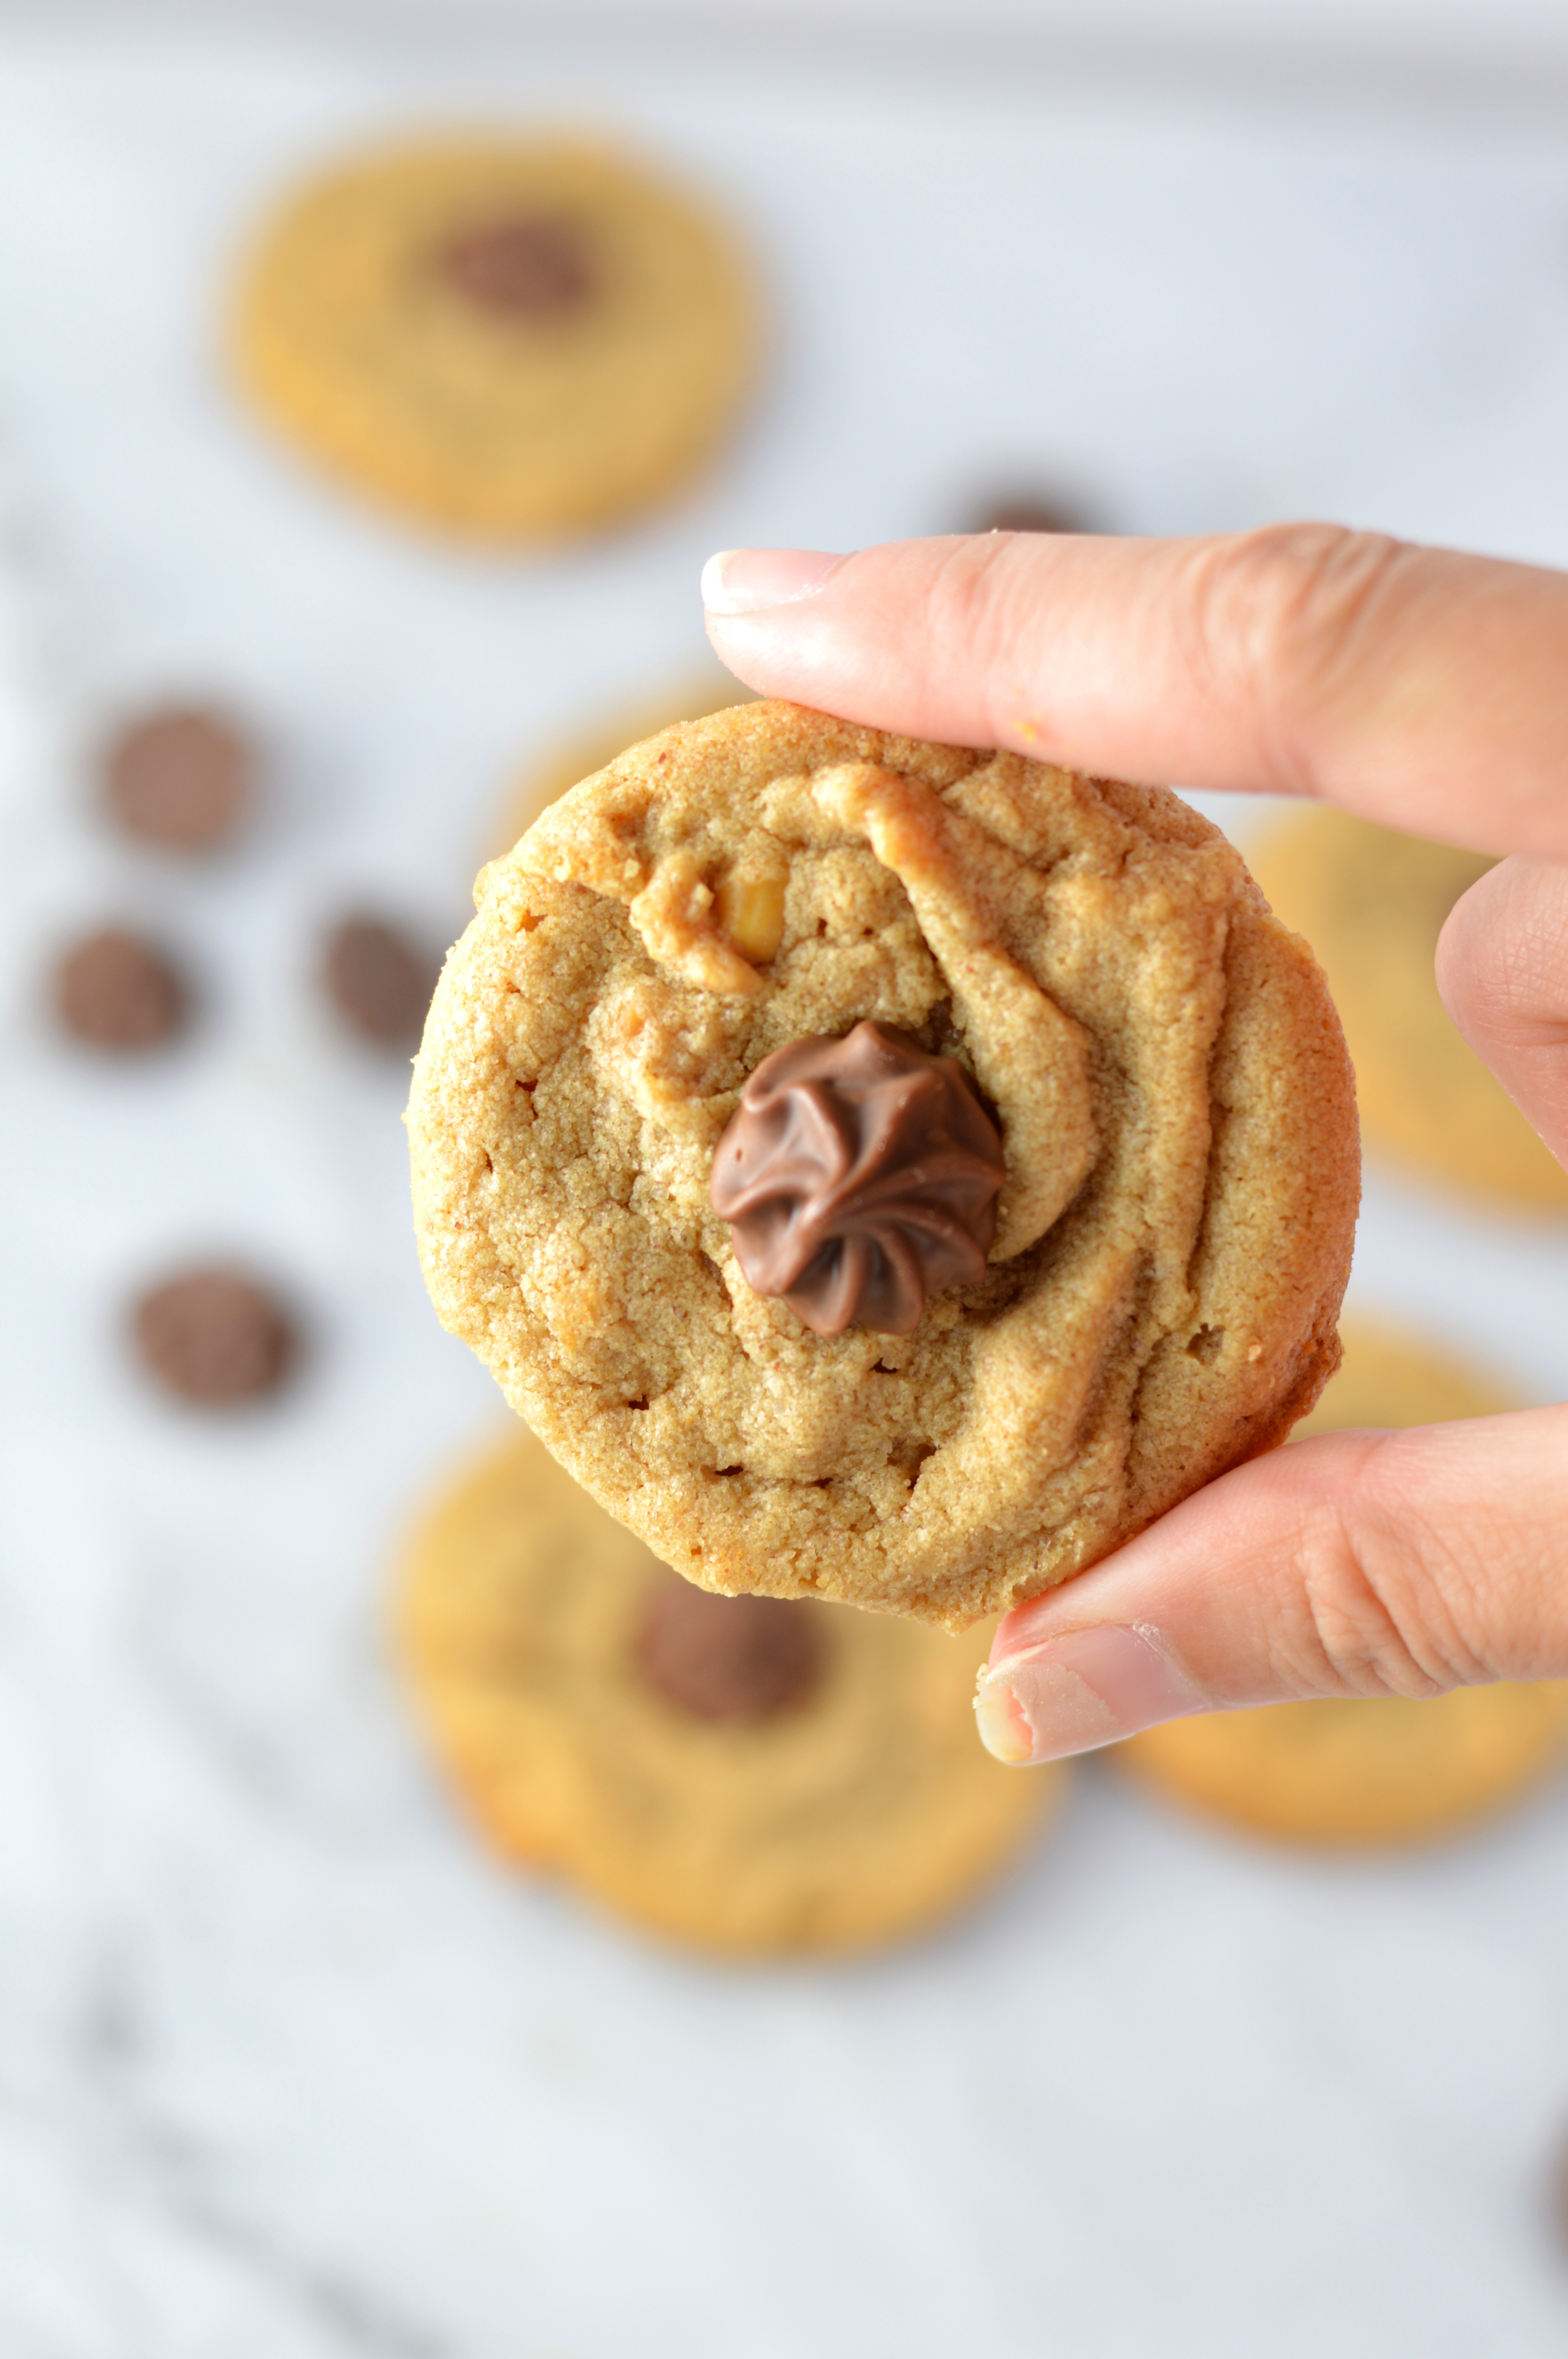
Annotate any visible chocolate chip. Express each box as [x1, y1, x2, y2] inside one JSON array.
[[105, 707, 254, 853], [54, 927, 187, 1051], [321, 916, 439, 1052], [968, 492, 1094, 536], [437, 214, 595, 319], [132, 1267, 296, 1407], [634, 1574, 825, 1724]]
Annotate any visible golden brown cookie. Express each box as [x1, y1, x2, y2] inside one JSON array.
[[1115, 1683, 1568, 1850], [1250, 807, 1568, 1213], [495, 674, 751, 853], [230, 135, 758, 542], [1114, 1319, 1568, 1845], [396, 1427, 1059, 1956], [409, 701, 1359, 1628]]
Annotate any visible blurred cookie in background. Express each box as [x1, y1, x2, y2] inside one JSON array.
[[54, 924, 189, 1052], [397, 1428, 1062, 1957], [321, 912, 442, 1054], [1113, 1320, 1568, 1846], [1285, 1318, 1512, 1432], [1117, 1681, 1568, 1852], [1251, 807, 1568, 1214], [494, 671, 751, 851], [104, 704, 255, 854], [230, 134, 760, 542]]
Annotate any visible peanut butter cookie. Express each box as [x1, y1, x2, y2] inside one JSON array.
[[231, 135, 758, 541], [1114, 1320, 1568, 1845], [1251, 807, 1568, 1213], [494, 673, 751, 854], [409, 702, 1358, 1628], [397, 1428, 1058, 1956]]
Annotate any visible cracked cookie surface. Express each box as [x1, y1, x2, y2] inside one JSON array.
[[408, 701, 1358, 1628], [397, 1427, 1058, 1955]]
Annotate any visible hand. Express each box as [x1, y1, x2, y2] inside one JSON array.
[[702, 525, 1568, 1763]]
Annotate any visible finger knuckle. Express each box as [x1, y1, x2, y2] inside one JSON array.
[[1286, 1434, 1490, 1696], [924, 534, 1020, 668], [1182, 523, 1416, 794]]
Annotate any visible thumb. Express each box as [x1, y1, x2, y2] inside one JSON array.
[[973, 1409, 1568, 1764], [1436, 854, 1568, 1172]]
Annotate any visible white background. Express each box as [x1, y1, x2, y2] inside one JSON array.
[[20, 0, 1568, 78], [1, 16, 1568, 2358]]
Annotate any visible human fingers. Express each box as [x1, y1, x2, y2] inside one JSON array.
[[1436, 854, 1568, 1171], [971, 1408, 1568, 1764], [701, 529, 1568, 859]]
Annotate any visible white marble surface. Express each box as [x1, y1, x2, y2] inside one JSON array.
[[2, 23, 1568, 2358]]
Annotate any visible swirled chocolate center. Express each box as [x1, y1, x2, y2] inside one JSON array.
[[709, 1020, 1004, 1336], [437, 214, 595, 318]]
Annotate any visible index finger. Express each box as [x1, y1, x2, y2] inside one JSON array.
[[702, 526, 1568, 860]]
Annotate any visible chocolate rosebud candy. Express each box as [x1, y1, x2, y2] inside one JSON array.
[[132, 1267, 296, 1407], [321, 915, 440, 1052], [104, 706, 254, 853], [437, 214, 595, 319], [54, 926, 187, 1052], [634, 1574, 824, 1723], [709, 1019, 1004, 1338]]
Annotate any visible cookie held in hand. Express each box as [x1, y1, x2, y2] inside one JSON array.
[[397, 1428, 1057, 1956], [495, 673, 753, 856], [408, 702, 1358, 1628]]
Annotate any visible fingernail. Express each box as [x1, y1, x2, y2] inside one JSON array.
[[702, 547, 846, 616], [974, 1625, 1203, 1766]]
